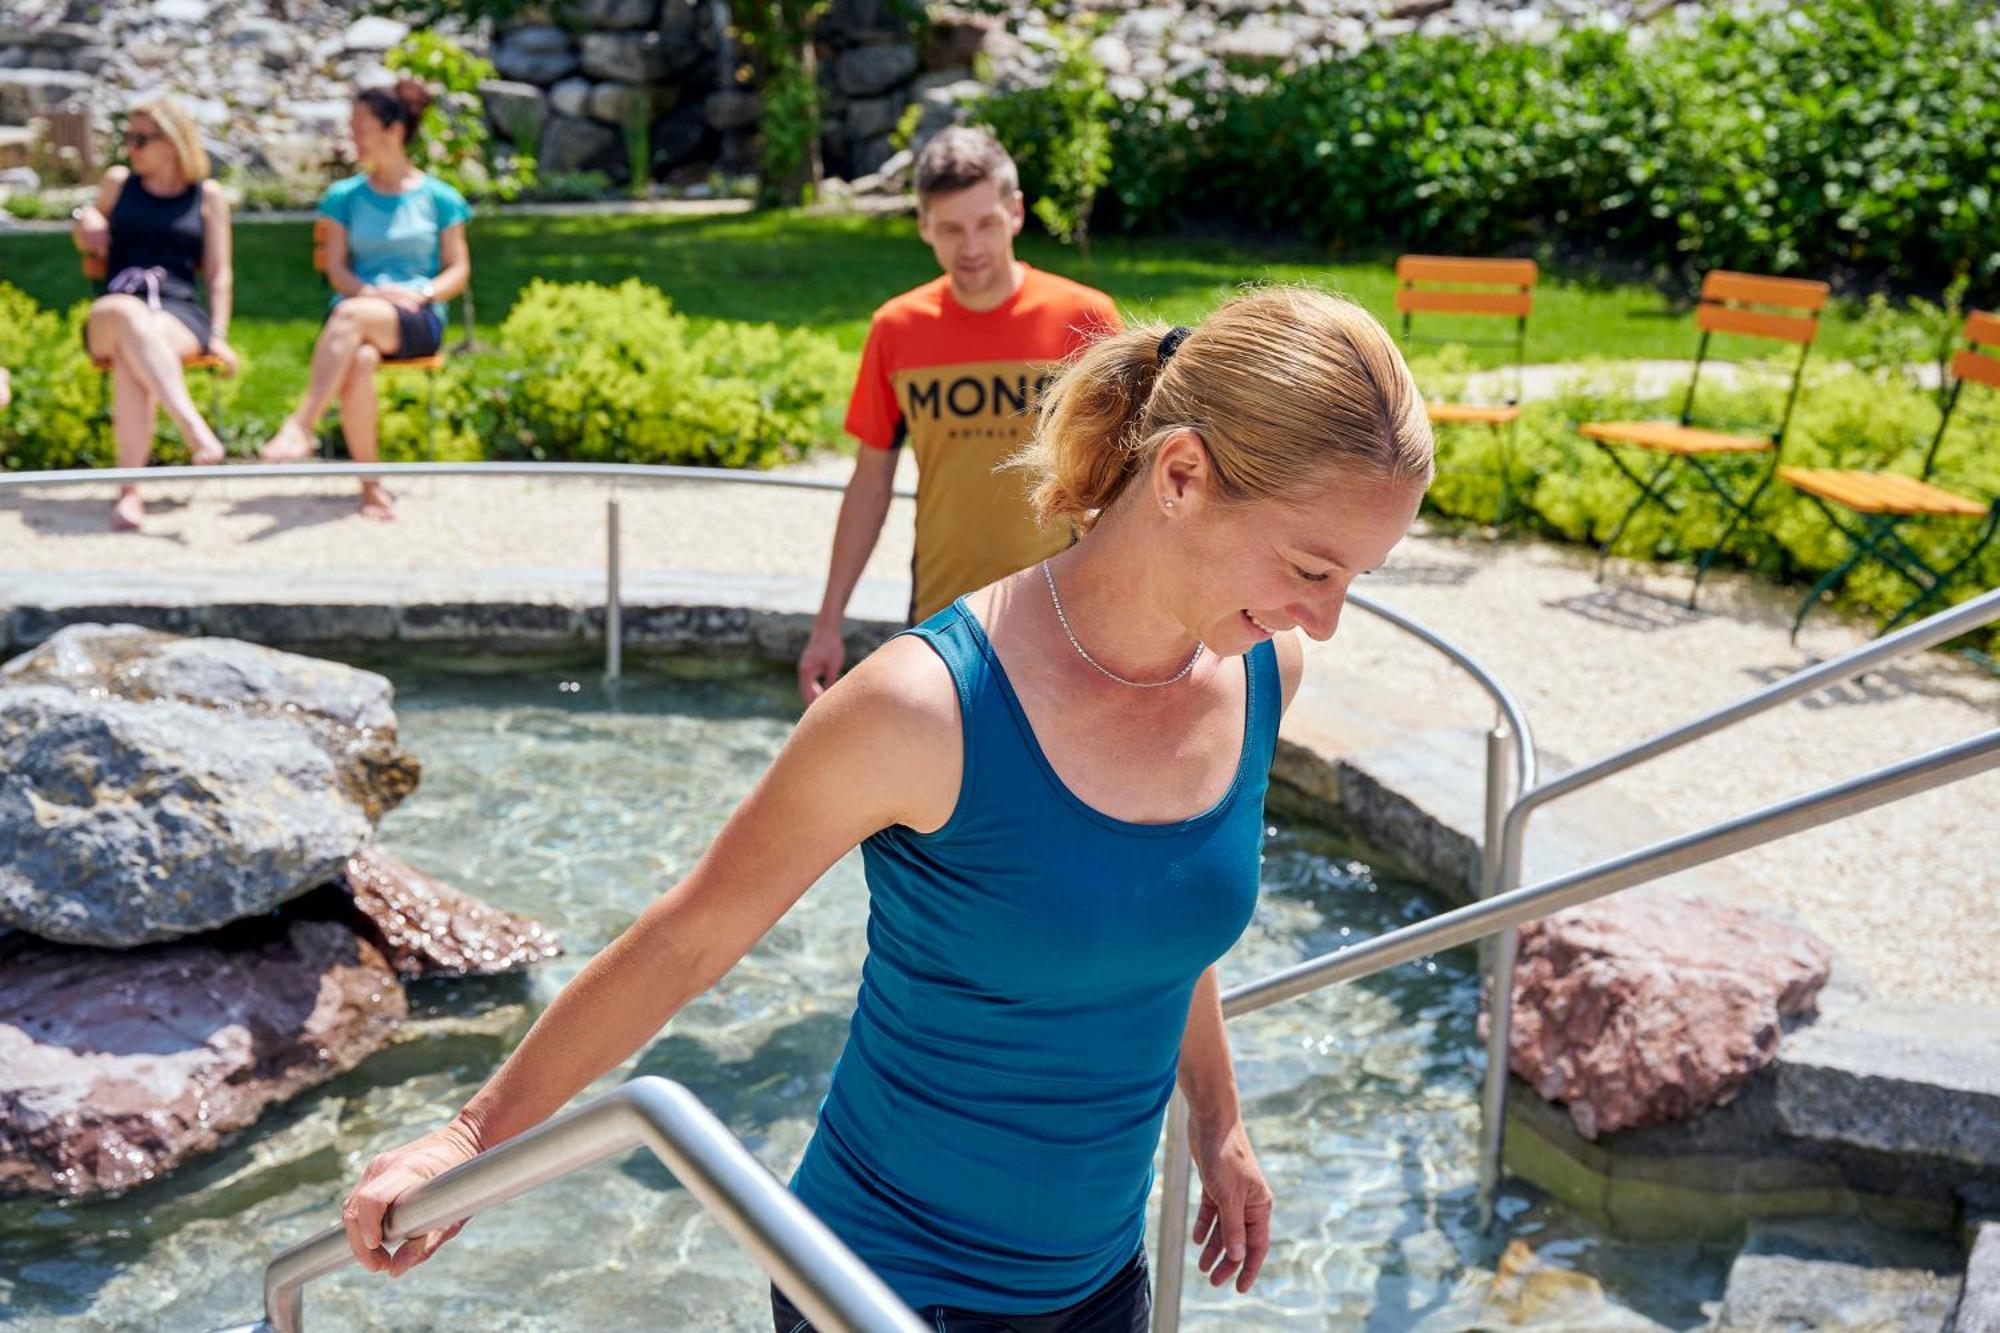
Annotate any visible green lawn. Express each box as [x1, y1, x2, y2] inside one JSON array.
[[0, 208, 1921, 439]]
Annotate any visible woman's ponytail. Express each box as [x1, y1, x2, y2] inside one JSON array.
[[1012, 325, 1174, 530]]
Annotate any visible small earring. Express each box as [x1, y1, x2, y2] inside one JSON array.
[[1163, 499, 1176, 510]]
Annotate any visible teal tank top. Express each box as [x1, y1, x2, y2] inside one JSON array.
[[791, 598, 1281, 1313]]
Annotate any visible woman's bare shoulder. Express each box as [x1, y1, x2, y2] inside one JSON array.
[[791, 633, 963, 833]]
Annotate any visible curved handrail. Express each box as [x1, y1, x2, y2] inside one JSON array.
[[0, 459, 918, 499], [250, 1077, 925, 1333]]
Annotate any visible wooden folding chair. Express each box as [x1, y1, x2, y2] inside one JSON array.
[[312, 217, 445, 455], [1777, 309, 2000, 640], [78, 247, 227, 435], [1395, 255, 1538, 528], [1580, 270, 1830, 606]]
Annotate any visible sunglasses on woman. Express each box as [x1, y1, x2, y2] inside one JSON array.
[[123, 130, 160, 149]]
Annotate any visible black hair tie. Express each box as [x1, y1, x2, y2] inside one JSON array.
[[1156, 326, 1191, 367]]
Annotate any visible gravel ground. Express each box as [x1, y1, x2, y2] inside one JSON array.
[[2, 456, 1993, 1005]]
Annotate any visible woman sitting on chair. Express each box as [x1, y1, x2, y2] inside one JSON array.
[[73, 96, 237, 531], [260, 78, 471, 521]]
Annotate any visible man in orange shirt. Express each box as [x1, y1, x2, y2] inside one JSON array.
[[796, 127, 1120, 702]]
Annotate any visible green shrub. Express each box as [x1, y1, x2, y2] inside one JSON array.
[[387, 31, 536, 202], [487, 278, 845, 467], [989, 0, 2000, 288], [0, 287, 109, 471], [976, 20, 1113, 254]]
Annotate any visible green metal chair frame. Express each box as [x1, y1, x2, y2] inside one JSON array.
[[1580, 270, 1830, 607], [1395, 254, 1537, 529], [1779, 309, 2000, 641]]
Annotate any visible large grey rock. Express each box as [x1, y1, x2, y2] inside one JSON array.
[[0, 626, 419, 948], [0, 913, 404, 1199], [1775, 1002, 2000, 1167], [576, 0, 659, 28], [1717, 1218, 1961, 1332], [538, 113, 622, 173], [1960, 1222, 2000, 1333], [1214, 21, 1301, 62], [0, 687, 374, 947], [836, 42, 918, 97], [493, 24, 577, 86], [580, 29, 680, 83], [651, 101, 713, 172], [479, 78, 547, 146], [0, 69, 91, 122]]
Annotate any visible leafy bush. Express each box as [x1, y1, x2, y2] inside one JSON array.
[[0, 286, 109, 472], [387, 31, 536, 202], [975, 19, 1112, 254], [986, 0, 2000, 287], [486, 279, 845, 467]]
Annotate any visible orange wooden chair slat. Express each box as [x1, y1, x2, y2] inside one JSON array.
[[1579, 420, 1771, 454], [1395, 255, 1539, 286], [1778, 467, 1986, 519], [1426, 403, 1520, 425], [1700, 269, 1831, 312], [1951, 348, 2000, 391]]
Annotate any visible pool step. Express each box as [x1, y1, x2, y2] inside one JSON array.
[[1714, 1217, 1963, 1331]]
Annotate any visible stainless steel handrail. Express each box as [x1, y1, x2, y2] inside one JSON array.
[[247, 1077, 925, 1333], [1150, 725, 2000, 1332]]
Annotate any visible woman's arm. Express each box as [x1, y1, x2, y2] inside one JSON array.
[[341, 636, 963, 1274], [1176, 966, 1272, 1294], [72, 167, 125, 258], [430, 222, 470, 303], [320, 220, 368, 300], [200, 182, 235, 356]]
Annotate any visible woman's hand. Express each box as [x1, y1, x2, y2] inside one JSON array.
[[341, 1119, 484, 1277], [73, 209, 109, 258], [360, 284, 427, 313], [209, 338, 240, 378], [1189, 1116, 1273, 1294]]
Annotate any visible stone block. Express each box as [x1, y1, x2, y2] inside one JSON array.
[[923, 16, 996, 71], [844, 94, 902, 141], [199, 602, 399, 645], [1960, 1222, 2000, 1333], [1716, 1217, 1961, 1332], [704, 88, 760, 132], [9, 604, 201, 646], [651, 100, 713, 171], [835, 41, 918, 97], [548, 76, 592, 120], [576, 0, 659, 28], [588, 80, 673, 128], [849, 133, 897, 178], [479, 78, 547, 147], [616, 603, 752, 650], [538, 113, 622, 173], [1775, 1003, 2000, 1167], [1214, 21, 1301, 63], [342, 16, 408, 53], [396, 601, 580, 643], [580, 29, 675, 84], [493, 25, 578, 85], [0, 69, 91, 123]]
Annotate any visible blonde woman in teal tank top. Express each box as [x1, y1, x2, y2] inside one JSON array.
[[340, 287, 1435, 1328]]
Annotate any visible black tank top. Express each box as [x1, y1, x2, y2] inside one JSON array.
[[105, 176, 205, 304]]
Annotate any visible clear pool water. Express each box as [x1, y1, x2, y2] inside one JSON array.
[[0, 663, 1731, 1331]]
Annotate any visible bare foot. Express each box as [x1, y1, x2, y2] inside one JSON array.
[[111, 490, 145, 531], [359, 481, 396, 522], [191, 435, 226, 467], [260, 419, 314, 462]]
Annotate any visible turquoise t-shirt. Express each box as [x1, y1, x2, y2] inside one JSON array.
[[317, 173, 470, 318]]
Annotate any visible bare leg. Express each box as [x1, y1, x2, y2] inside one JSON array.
[[339, 344, 395, 521], [264, 298, 403, 461], [109, 354, 157, 531], [87, 297, 225, 464]]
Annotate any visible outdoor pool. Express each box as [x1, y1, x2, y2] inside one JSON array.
[[0, 661, 1731, 1330]]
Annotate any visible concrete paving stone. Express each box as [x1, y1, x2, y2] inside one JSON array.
[[1960, 1222, 2000, 1333], [1775, 1003, 2000, 1166]]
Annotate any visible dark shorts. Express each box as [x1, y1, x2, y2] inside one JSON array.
[[771, 1250, 1150, 1333], [82, 296, 210, 356], [390, 303, 445, 360]]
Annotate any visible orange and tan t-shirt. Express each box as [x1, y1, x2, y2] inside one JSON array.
[[846, 265, 1121, 621]]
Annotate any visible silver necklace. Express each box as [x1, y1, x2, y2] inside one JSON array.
[[1041, 560, 1204, 689]]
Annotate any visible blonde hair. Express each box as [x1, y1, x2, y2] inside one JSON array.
[[1016, 287, 1434, 529], [128, 97, 210, 182]]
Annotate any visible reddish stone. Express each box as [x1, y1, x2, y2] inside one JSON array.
[[336, 847, 563, 980], [1504, 894, 1832, 1139], [0, 916, 405, 1199]]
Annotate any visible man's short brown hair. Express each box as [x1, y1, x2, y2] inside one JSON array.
[[914, 126, 1020, 205]]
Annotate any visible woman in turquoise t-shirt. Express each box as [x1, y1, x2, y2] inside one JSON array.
[[338, 289, 1436, 1328], [260, 79, 470, 521]]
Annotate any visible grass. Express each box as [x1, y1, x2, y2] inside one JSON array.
[[0, 208, 1931, 439]]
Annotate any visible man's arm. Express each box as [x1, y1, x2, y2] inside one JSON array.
[[797, 444, 899, 703]]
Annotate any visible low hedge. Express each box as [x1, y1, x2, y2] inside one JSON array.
[[982, 0, 2000, 289]]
